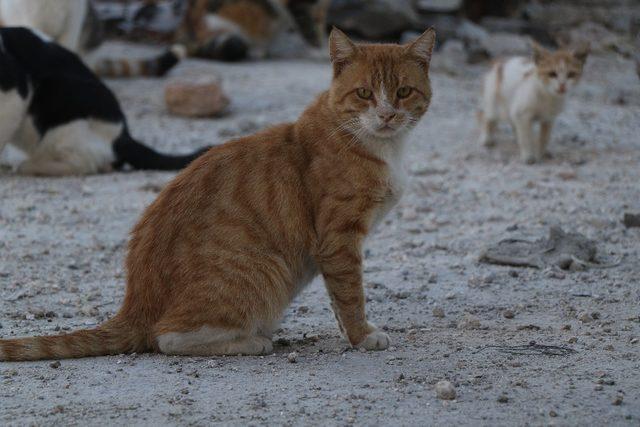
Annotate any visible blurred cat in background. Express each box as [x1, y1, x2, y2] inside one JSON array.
[[478, 41, 589, 164], [0, 0, 185, 78], [182, 0, 330, 60], [94, 0, 330, 61]]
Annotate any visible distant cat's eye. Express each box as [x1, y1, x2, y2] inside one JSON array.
[[548, 71, 557, 78], [567, 71, 577, 79], [397, 86, 412, 99], [357, 88, 373, 99]]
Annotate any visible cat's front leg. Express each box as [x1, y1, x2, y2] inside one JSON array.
[[512, 113, 537, 164], [539, 120, 554, 159], [316, 234, 390, 351], [478, 115, 497, 148]]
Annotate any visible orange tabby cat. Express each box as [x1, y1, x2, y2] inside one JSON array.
[[0, 28, 436, 360]]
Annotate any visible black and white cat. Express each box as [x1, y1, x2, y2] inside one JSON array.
[[0, 27, 208, 176]]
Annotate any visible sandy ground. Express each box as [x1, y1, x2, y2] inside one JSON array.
[[1, 43, 640, 426]]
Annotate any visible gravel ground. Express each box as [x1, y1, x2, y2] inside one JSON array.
[[1, 43, 639, 426]]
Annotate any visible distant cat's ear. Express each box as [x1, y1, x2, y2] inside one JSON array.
[[531, 40, 549, 64], [571, 43, 590, 65], [405, 28, 436, 70], [329, 27, 357, 76]]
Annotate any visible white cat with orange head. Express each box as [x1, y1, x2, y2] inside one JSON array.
[[478, 41, 589, 164]]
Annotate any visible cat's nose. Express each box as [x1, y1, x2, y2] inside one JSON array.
[[378, 112, 397, 123], [558, 83, 566, 93]]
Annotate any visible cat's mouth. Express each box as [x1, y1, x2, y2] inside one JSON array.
[[375, 124, 398, 134], [369, 128, 397, 139]]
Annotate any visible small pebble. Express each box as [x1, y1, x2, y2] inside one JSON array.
[[578, 312, 592, 323], [458, 314, 481, 330], [287, 352, 298, 363], [49, 361, 61, 369], [549, 410, 558, 417], [435, 380, 456, 400], [612, 395, 624, 406], [432, 307, 445, 318], [503, 309, 515, 319], [497, 394, 509, 403]]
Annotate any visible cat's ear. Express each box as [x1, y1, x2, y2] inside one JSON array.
[[531, 40, 549, 64], [329, 27, 357, 76], [405, 28, 436, 70], [571, 42, 590, 65]]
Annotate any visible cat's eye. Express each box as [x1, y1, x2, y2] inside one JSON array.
[[397, 86, 412, 98], [357, 88, 373, 100], [548, 71, 557, 78], [567, 71, 577, 79]]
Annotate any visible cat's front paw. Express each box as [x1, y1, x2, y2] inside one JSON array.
[[479, 134, 495, 148], [356, 328, 390, 351]]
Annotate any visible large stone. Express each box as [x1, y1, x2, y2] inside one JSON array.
[[165, 76, 229, 118], [327, 0, 419, 39]]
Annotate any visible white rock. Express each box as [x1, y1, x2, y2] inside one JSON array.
[[287, 352, 298, 363], [435, 380, 456, 400]]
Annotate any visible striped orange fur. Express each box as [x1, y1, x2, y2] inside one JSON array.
[[0, 28, 436, 360]]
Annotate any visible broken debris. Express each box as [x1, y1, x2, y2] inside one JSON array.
[[479, 227, 610, 270]]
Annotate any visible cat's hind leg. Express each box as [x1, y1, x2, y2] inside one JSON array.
[[478, 67, 499, 148], [151, 274, 282, 356], [18, 157, 80, 176], [17, 146, 99, 176], [156, 327, 273, 356], [17, 120, 116, 176]]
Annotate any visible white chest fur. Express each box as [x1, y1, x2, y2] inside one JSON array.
[[366, 137, 408, 230]]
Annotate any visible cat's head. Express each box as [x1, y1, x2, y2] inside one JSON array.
[[532, 41, 589, 96], [327, 28, 435, 142]]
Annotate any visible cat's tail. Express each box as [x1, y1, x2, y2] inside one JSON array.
[[0, 316, 147, 361], [92, 44, 187, 78], [113, 132, 210, 171]]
